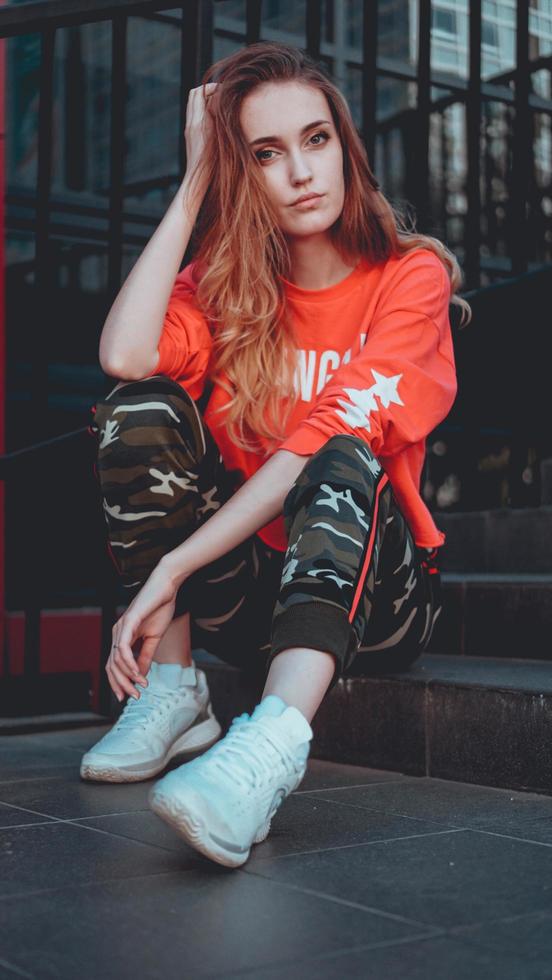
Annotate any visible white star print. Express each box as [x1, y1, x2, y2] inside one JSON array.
[[334, 369, 404, 432], [336, 386, 378, 430], [371, 370, 404, 409]]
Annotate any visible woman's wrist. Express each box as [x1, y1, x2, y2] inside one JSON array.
[[178, 171, 206, 219], [160, 548, 192, 592]]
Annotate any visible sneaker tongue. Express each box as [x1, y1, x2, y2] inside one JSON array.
[[279, 705, 313, 745], [251, 697, 313, 746], [146, 662, 196, 690], [250, 695, 288, 721]]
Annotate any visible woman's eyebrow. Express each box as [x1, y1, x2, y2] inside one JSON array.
[[249, 119, 332, 147]]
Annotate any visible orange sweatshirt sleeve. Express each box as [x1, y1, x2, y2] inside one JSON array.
[[155, 263, 213, 401], [279, 250, 457, 459]]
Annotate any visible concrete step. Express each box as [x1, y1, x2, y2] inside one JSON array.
[[0, 712, 108, 736], [195, 651, 552, 796], [429, 573, 552, 659], [435, 507, 552, 573], [541, 457, 552, 505]]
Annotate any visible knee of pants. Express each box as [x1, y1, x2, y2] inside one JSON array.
[[282, 433, 382, 531], [94, 375, 205, 470]]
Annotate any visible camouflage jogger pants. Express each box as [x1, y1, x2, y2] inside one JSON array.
[[91, 375, 442, 690]]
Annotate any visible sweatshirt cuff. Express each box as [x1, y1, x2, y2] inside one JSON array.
[[279, 421, 331, 456]]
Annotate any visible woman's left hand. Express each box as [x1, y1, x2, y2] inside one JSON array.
[[107, 560, 181, 701]]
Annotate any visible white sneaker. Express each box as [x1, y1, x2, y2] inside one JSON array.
[[148, 694, 313, 868], [80, 662, 222, 783]]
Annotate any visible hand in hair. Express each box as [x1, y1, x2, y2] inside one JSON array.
[[184, 81, 218, 203]]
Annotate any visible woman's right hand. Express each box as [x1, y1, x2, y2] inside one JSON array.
[[106, 560, 180, 702], [184, 82, 218, 202]]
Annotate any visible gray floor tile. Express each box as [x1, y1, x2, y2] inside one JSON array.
[[0, 727, 108, 781], [0, 748, 84, 781], [0, 726, 110, 754], [0, 772, 153, 819], [0, 802, 56, 830], [454, 909, 552, 963], [249, 794, 450, 862], [72, 810, 186, 853], [74, 794, 447, 862], [224, 934, 549, 980], [298, 758, 410, 792], [304, 776, 552, 843], [0, 871, 431, 979], [246, 828, 552, 928], [0, 958, 35, 979], [0, 763, 84, 785], [0, 820, 189, 898]]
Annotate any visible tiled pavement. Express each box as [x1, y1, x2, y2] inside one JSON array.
[[1, 726, 552, 979]]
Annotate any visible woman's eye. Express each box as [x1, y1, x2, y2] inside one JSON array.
[[256, 130, 330, 162]]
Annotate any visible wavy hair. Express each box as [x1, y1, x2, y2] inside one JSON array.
[[188, 41, 471, 454]]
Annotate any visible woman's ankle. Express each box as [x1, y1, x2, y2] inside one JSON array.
[[153, 612, 193, 668]]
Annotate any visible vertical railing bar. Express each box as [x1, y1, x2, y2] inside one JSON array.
[[34, 27, 55, 436], [325, 0, 334, 45], [179, 1, 201, 180], [100, 12, 128, 715], [416, 0, 431, 231], [441, 99, 447, 233], [362, 0, 378, 171], [507, 0, 531, 504], [511, 0, 530, 276], [465, 0, 482, 288], [245, 0, 261, 45], [107, 12, 126, 299], [197, 0, 213, 80], [24, 26, 56, 681], [306, 0, 321, 59]]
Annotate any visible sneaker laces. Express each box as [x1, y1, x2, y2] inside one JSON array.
[[198, 716, 301, 791], [114, 688, 184, 733]]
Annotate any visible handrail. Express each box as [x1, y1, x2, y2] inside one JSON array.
[[0, 426, 89, 477], [0, 0, 188, 37]]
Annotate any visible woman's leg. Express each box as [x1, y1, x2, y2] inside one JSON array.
[[93, 374, 275, 674], [83, 377, 241, 780], [347, 506, 442, 676], [262, 434, 440, 721]]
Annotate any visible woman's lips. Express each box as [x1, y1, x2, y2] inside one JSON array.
[[291, 194, 324, 208]]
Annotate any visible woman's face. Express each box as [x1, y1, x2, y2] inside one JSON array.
[[240, 81, 345, 238]]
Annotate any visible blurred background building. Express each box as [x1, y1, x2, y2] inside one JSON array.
[[0, 0, 551, 719]]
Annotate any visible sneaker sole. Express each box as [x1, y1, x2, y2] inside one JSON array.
[[149, 785, 256, 869], [80, 714, 222, 783]]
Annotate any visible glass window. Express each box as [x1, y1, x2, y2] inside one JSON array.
[[482, 20, 499, 47], [432, 8, 458, 35], [262, 0, 306, 38], [378, 0, 417, 70]]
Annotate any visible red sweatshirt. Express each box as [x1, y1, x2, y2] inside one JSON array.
[[156, 248, 457, 551]]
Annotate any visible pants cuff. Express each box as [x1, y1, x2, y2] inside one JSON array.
[[269, 601, 354, 689]]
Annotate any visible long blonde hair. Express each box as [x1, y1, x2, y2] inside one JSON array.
[[189, 41, 470, 454]]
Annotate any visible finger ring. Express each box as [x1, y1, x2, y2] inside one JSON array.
[[112, 643, 118, 649]]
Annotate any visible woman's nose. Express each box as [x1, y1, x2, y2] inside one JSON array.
[[289, 151, 313, 183]]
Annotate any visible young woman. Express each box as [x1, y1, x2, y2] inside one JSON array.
[[80, 41, 469, 868]]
